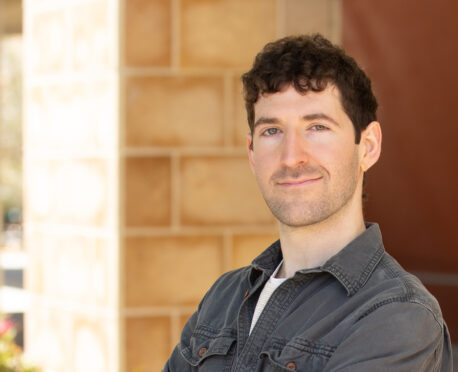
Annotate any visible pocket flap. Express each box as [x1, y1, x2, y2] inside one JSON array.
[[260, 337, 335, 371], [180, 331, 236, 367]]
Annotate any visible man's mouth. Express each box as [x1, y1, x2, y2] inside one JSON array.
[[276, 176, 323, 187]]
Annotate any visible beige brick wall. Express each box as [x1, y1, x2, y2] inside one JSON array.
[[125, 76, 225, 147], [122, 1, 341, 371], [23, 0, 341, 371]]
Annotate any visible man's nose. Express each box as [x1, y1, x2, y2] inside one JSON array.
[[280, 130, 309, 167]]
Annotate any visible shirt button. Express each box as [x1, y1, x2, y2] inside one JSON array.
[[198, 347, 207, 357], [244, 289, 250, 298], [286, 362, 297, 370]]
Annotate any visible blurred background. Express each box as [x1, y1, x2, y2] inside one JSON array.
[[0, 0, 456, 371]]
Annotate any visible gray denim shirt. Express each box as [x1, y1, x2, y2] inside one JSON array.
[[163, 223, 452, 371]]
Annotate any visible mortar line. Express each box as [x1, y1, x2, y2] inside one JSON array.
[[223, 72, 234, 147]]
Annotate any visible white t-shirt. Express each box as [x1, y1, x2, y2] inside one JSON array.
[[249, 261, 287, 334]]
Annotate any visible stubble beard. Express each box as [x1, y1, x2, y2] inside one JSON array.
[[258, 154, 360, 228]]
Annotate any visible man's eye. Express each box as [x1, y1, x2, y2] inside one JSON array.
[[311, 124, 328, 131], [262, 128, 279, 136]]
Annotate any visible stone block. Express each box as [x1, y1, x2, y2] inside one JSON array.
[[232, 233, 278, 269], [73, 316, 116, 372], [26, 80, 117, 153], [25, 232, 116, 308], [29, 10, 67, 74], [24, 158, 110, 227], [283, 0, 334, 37], [126, 76, 224, 147], [25, 304, 116, 372], [124, 157, 171, 227], [125, 235, 223, 306], [126, 316, 171, 372], [25, 305, 70, 372], [71, 0, 113, 71], [181, 0, 276, 68], [180, 156, 274, 225], [125, 0, 171, 66]]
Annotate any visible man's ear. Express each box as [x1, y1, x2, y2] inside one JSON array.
[[247, 133, 255, 172], [359, 121, 382, 172]]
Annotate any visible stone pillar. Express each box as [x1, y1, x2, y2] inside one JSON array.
[[23, 0, 341, 371], [23, 0, 120, 371]]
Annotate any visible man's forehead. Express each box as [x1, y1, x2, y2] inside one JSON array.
[[254, 83, 343, 114]]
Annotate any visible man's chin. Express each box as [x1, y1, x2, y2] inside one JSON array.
[[270, 208, 332, 228], [276, 217, 328, 228]]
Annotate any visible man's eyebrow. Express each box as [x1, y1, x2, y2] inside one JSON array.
[[253, 113, 340, 130], [253, 116, 281, 129], [303, 113, 340, 126]]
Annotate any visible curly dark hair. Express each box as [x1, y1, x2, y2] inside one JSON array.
[[242, 34, 378, 144]]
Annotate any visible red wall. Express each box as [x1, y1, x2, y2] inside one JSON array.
[[343, 0, 458, 343]]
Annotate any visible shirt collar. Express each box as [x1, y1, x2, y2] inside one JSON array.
[[250, 222, 385, 296]]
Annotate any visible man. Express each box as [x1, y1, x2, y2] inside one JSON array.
[[164, 34, 452, 371]]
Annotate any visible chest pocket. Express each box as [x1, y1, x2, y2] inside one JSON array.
[[179, 325, 236, 371], [260, 337, 336, 371]]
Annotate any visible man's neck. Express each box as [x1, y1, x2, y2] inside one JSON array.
[[276, 200, 366, 278]]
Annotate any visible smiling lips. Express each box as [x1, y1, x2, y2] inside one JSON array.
[[277, 176, 323, 187]]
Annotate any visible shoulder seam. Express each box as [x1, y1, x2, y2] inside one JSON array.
[[357, 296, 443, 329]]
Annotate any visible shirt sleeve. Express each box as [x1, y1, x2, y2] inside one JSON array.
[[163, 282, 215, 372], [162, 310, 198, 372], [323, 301, 452, 372], [162, 269, 245, 371]]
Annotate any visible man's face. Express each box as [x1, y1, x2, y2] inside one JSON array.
[[248, 84, 364, 227]]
